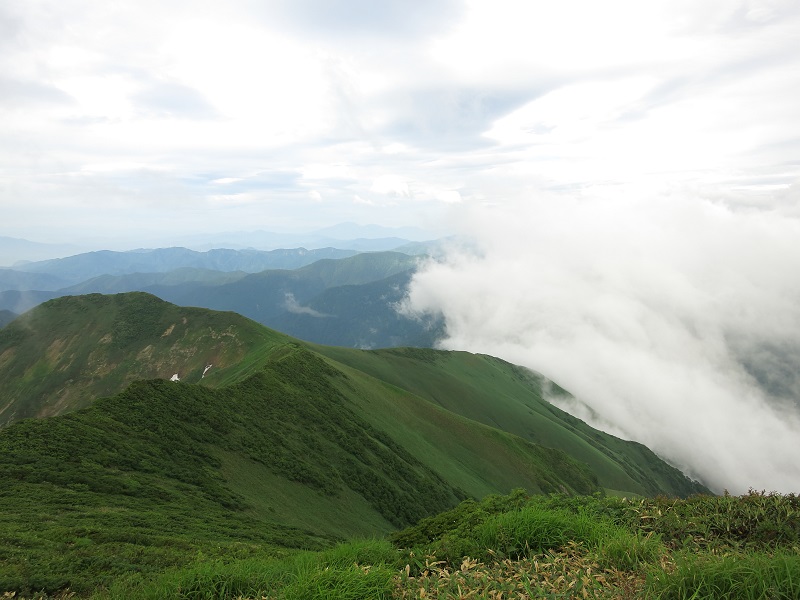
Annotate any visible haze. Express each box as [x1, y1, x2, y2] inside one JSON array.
[[2, 0, 799, 492]]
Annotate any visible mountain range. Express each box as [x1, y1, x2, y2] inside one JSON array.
[[0, 250, 438, 349]]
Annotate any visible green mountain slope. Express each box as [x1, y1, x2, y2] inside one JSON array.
[[314, 346, 707, 498], [0, 293, 290, 427]]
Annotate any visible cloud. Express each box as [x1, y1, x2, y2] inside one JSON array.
[[284, 292, 329, 317], [254, 0, 464, 40], [403, 193, 800, 493], [0, 76, 74, 108], [377, 84, 547, 151], [131, 80, 218, 119]]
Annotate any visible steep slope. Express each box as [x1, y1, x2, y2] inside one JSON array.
[[314, 346, 708, 498]]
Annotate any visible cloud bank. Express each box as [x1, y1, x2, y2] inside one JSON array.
[[404, 193, 800, 493]]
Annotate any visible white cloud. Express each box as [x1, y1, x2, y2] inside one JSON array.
[[370, 175, 410, 197], [404, 193, 800, 493], [284, 292, 329, 317]]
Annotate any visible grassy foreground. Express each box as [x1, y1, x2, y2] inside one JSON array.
[[6, 489, 798, 599]]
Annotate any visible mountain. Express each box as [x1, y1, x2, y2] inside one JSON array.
[[0, 236, 83, 267], [10, 247, 360, 286], [0, 268, 72, 292], [269, 270, 443, 348], [0, 309, 16, 328], [172, 223, 435, 251], [0, 289, 57, 315], [0, 292, 708, 594], [0, 251, 432, 349]]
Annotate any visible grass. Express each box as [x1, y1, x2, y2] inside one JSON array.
[[7, 490, 788, 599], [314, 345, 708, 498]]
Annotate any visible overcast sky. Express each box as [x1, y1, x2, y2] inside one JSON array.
[[3, 0, 798, 244], [3, 1, 800, 492]]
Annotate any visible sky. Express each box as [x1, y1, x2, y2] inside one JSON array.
[[2, 0, 800, 492]]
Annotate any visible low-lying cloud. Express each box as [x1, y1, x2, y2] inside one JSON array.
[[284, 292, 329, 318], [404, 192, 800, 493]]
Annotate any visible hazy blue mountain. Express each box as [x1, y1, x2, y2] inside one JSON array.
[[0, 290, 58, 314], [0, 268, 71, 292], [63, 267, 249, 294], [0, 236, 84, 267], [0, 309, 16, 328], [0, 251, 435, 349], [311, 222, 431, 240], [142, 253, 420, 328], [11, 247, 360, 286], [269, 270, 443, 348], [173, 223, 434, 251]]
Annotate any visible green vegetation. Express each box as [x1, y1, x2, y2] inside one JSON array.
[[315, 345, 707, 498], [0, 292, 291, 427], [0, 292, 729, 598], [5, 491, 797, 598]]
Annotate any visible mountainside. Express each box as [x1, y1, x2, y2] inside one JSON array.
[[315, 345, 704, 498], [0, 292, 709, 594]]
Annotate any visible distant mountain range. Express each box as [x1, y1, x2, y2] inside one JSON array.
[[7, 247, 361, 286], [0, 250, 439, 349], [0, 223, 443, 266]]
